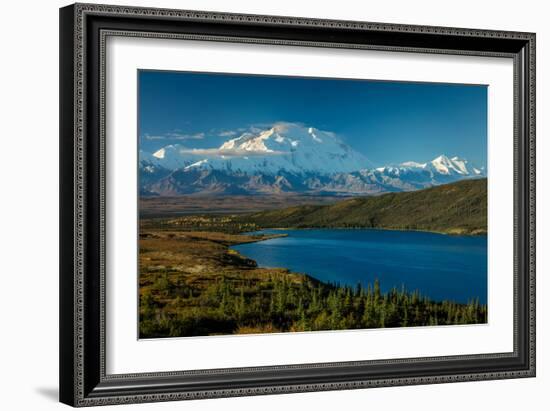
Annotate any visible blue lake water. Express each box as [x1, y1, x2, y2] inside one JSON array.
[[233, 229, 487, 305]]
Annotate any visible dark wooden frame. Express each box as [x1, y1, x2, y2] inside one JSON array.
[[60, 3, 536, 407]]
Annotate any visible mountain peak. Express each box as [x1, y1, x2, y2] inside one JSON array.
[[190, 122, 369, 174], [433, 154, 451, 162], [430, 154, 477, 176], [219, 128, 275, 153], [152, 148, 166, 159]]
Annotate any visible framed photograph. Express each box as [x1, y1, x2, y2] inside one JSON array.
[[59, 3, 536, 407]]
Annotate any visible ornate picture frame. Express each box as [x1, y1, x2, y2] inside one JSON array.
[[59, 3, 535, 406]]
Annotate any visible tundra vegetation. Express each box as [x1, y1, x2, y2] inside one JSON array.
[[139, 179, 488, 338]]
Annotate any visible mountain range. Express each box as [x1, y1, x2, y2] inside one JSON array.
[[139, 122, 485, 196]]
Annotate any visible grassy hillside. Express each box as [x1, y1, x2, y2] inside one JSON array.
[[243, 178, 487, 235]]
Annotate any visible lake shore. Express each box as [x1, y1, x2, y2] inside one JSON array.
[[139, 226, 488, 338], [233, 227, 488, 305], [246, 225, 487, 236]]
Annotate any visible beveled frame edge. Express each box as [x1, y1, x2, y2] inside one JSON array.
[[59, 2, 536, 407]]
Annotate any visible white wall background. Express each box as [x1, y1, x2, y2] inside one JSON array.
[[0, 0, 546, 409]]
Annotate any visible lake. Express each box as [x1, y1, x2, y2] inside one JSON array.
[[233, 229, 487, 305]]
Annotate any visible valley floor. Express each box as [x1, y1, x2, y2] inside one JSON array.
[[140, 194, 342, 218]]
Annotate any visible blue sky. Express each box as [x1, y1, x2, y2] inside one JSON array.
[[138, 70, 487, 167]]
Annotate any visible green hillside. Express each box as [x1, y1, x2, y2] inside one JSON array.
[[244, 178, 487, 235]]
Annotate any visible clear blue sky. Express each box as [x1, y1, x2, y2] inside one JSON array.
[[138, 70, 487, 167]]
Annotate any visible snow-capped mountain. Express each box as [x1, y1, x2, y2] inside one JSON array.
[[139, 123, 485, 196], [376, 155, 483, 179], [368, 155, 485, 190], [145, 146, 197, 170], [142, 123, 368, 175]]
